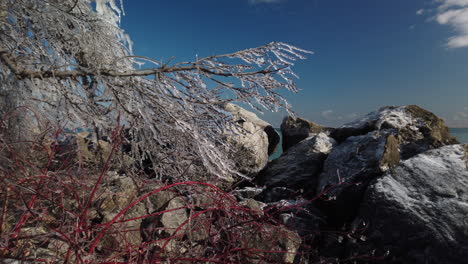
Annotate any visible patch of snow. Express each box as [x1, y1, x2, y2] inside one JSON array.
[[225, 103, 270, 128], [376, 144, 467, 207], [342, 106, 418, 130], [374, 175, 414, 209], [402, 144, 466, 171], [308, 132, 336, 154]]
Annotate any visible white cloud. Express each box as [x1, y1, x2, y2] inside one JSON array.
[[454, 111, 468, 119], [417, 9, 425, 15], [318, 110, 360, 126], [446, 107, 468, 127], [321, 110, 359, 120], [321, 110, 334, 119], [248, 0, 283, 4], [438, 0, 468, 10], [434, 0, 468, 48]]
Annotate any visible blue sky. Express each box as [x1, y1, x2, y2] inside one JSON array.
[[120, 0, 468, 127]]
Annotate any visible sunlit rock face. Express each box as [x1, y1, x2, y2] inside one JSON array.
[[330, 105, 459, 158], [349, 144, 468, 264], [225, 103, 280, 175], [280, 115, 331, 152]]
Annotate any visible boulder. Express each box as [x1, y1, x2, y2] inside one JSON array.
[[348, 144, 468, 263], [96, 172, 146, 249], [75, 131, 112, 163], [238, 222, 302, 263], [256, 132, 336, 199], [225, 103, 280, 174], [281, 116, 330, 152], [140, 182, 186, 241], [160, 197, 188, 236], [331, 105, 458, 158], [316, 131, 400, 222]]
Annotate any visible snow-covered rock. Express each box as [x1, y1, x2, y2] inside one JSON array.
[[280, 115, 331, 152], [256, 132, 336, 197], [316, 131, 400, 222], [349, 144, 468, 263], [331, 105, 458, 159], [225, 103, 280, 174]]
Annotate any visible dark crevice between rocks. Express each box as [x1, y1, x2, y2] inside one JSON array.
[[264, 125, 280, 156], [315, 171, 382, 228], [226, 177, 257, 193], [254, 150, 328, 203], [311, 172, 385, 261], [255, 187, 301, 203]]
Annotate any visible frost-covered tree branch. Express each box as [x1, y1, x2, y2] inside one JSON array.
[[0, 0, 311, 181], [0, 43, 302, 79]]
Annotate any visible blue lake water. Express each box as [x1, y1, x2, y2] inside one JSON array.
[[269, 128, 283, 160], [269, 128, 468, 160], [450, 128, 468, 144]]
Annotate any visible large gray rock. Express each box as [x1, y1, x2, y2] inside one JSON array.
[[348, 144, 468, 263], [281, 116, 330, 152], [94, 172, 146, 248], [316, 131, 400, 222], [331, 105, 458, 158], [225, 103, 280, 174], [256, 132, 336, 196]]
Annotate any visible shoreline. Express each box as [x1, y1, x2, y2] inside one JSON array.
[[270, 127, 468, 160]]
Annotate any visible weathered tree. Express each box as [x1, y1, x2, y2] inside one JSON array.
[[0, 0, 310, 181]]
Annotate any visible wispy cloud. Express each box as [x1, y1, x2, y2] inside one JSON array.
[[346, 113, 358, 120], [416, 8, 425, 15], [248, 0, 283, 5], [438, 0, 468, 9], [433, 0, 468, 48], [321, 110, 334, 119], [446, 107, 468, 127], [321, 110, 358, 121]]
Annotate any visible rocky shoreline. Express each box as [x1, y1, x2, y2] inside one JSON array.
[[236, 105, 467, 263]]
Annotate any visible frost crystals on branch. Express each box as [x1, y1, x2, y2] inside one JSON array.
[[0, 0, 312, 181]]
